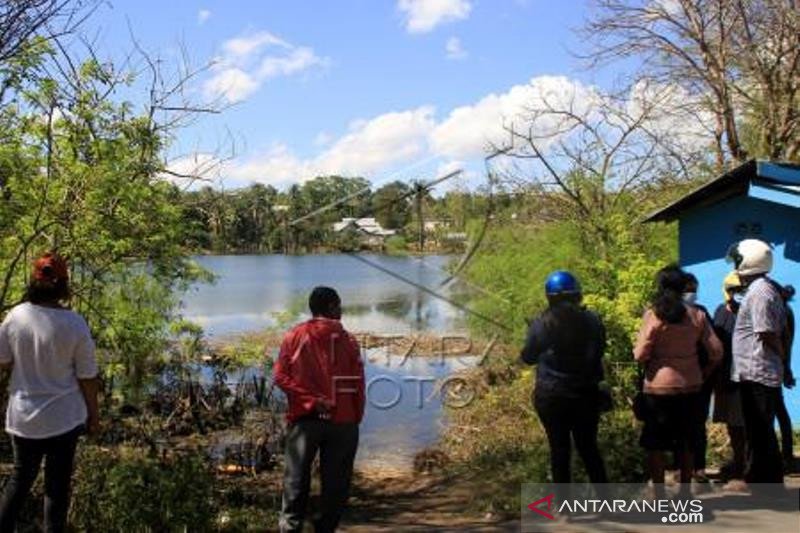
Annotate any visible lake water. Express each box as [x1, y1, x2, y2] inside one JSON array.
[[182, 254, 465, 337], [181, 254, 472, 468]]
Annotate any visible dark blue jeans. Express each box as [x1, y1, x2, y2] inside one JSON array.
[[0, 425, 82, 533]]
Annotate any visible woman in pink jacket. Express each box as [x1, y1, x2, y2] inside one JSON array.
[[634, 265, 722, 495]]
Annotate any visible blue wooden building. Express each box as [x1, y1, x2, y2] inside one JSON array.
[[646, 159, 800, 421]]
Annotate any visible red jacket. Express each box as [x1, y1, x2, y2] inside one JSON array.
[[273, 318, 366, 424]]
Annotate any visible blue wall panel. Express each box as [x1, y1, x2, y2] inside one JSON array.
[[678, 195, 800, 424]]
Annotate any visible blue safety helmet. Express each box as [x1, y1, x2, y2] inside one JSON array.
[[545, 270, 581, 296]]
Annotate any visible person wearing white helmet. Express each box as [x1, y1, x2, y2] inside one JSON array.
[[728, 238, 786, 486]]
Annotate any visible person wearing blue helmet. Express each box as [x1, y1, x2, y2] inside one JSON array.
[[521, 270, 609, 486]]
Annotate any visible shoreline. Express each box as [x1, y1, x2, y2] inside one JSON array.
[[188, 250, 459, 258], [208, 328, 497, 361]]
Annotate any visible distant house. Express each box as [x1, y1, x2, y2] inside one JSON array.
[[332, 217, 396, 248], [423, 220, 448, 232], [444, 232, 467, 242]]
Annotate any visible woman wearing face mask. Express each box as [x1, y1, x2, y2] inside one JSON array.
[[634, 265, 722, 497], [711, 272, 747, 486]]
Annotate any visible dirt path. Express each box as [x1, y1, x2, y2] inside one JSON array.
[[340, 467, 800, 532], [341, 466, 519, 532]]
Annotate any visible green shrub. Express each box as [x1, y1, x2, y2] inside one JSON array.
[[216, 507, 279, 532], [384, 235, 408, 254], [441, 355, 648, 517], [70, 445, 216, 532]]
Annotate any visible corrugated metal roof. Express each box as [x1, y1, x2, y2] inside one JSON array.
[[645, 160, 800, 223]]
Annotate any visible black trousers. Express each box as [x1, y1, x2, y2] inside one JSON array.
[[0, 425, 82, 533], [739, 381, 784, 484], [534, 394, 608, 485], [692, 381, 714, 471], [776, 389, 794, 463], [280, 419, 359, 533]]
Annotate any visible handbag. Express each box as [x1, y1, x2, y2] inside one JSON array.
[[632, 366, 648, 421]]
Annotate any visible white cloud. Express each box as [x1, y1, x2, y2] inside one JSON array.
[[228, 144, 307, 185], [431, 75, 596, 159], [398, 0, 472, 33], [259, 47, 326, 79], [445, 37, 467, 60], [197, 9, 211, 25], [218, 74, 712, 189], [220, 77, 594, 185], [227, 107, 437, 185], [318, 107, 436, 174], [203, 68, 259, 103], [203, 30, 326, 103], [222, 31, 289, 58]]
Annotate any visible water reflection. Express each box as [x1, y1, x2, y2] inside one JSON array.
[[358, 352, 479, 468], [181, 254, 465, 337]]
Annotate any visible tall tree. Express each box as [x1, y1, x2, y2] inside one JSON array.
[[0, 0, 92, 65], [0, 25, 218, 400], [585, 0, 800, 165], [373, 180, 412, 229]]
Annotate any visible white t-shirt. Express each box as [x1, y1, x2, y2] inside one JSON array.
[[0, 302, 98, 438]]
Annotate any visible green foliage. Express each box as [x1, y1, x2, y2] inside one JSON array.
[[384, 235, 408, 254], [462, 199, 677, 352], [331, 226, 362, 252], [182, 176, 379, 254], [373, 180, 412, 229], [0, 40, 212, 404], [582, 214, 678, 362], [460, 221, 584, 343], [217, 507, 279, 532], [70, 446, 216, 532], [178, 179, 492, 254], [215, 330, 279, 370]]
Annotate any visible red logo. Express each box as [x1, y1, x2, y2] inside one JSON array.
[[527, 493, 555, 520]]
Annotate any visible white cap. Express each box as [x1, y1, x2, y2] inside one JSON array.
[[735, 239, 773, 276]]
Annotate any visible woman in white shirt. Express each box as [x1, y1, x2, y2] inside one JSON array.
[[0, 253, 99, 533]]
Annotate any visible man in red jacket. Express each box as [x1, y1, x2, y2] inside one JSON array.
[[274, 286, 365, 533]]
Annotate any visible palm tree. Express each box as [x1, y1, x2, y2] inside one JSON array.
[[411, 180, 428, 252], [410, 169, 461, 252]]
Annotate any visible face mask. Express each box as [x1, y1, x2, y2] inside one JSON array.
[[732, 293, 744, 305], [682, 292, 698, 305]]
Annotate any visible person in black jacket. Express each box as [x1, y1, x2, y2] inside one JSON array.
[[711, 272, 747, 483], [521, 270, 608, 485]]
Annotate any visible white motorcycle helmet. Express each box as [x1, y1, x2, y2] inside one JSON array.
[[728, 239, 773, 276]]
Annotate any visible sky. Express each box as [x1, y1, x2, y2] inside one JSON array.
[[86, 0, 624, 191]]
